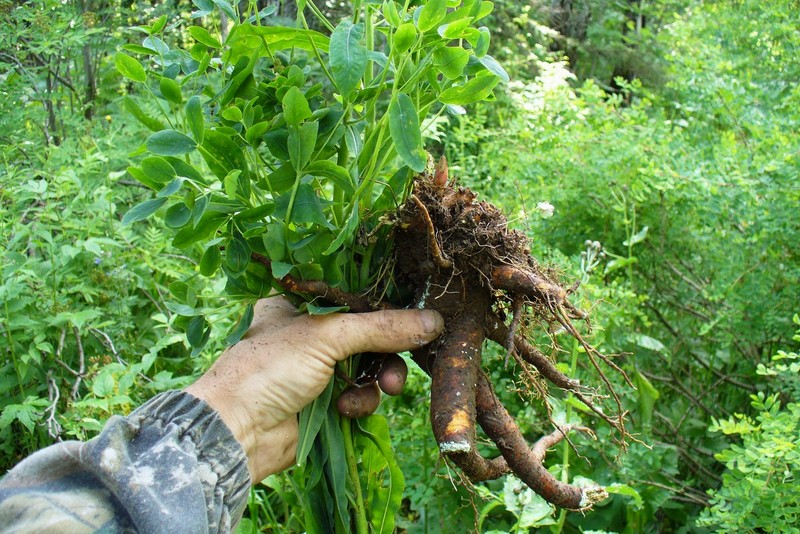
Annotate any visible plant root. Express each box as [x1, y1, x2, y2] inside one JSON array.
[[265, 168, 631, 511], [475, 370, 608, 510]]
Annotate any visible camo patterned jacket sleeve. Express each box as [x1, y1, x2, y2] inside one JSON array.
[[0, 390, 252, 533]]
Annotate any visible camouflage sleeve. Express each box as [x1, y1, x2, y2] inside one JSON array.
[[0, 390, 252, 533]]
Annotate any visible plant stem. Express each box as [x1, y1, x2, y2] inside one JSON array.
[[341, 416, 369, 534], [554, 338, 581, 533]]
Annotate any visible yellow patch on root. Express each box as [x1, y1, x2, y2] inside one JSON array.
[[445, 409, 471, 437]]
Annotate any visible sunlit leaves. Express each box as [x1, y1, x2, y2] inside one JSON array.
[[114, 52, 145, 82], [438, 73, 500, 104], [188, 26, 221, 48], [434, 47, 471, 79], [416, 0, 447, 32]]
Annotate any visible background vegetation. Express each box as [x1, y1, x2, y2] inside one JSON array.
[[2, 0, 798, 532]]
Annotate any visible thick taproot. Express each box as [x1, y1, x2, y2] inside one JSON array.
[[430, 310, 484, 454]]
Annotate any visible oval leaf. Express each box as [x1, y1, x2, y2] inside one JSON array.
[[114, 52, 146, 82], [122, 197, 167, 225], [388, 94, 426, 172], [330, 19, 367, 98], [188, 25, 222, 48], [159, 77, 183, 104], [164, 202, 192, 228], [199, 246, 222, 276], [417, 0, 447, 32], [438, 73, 500, 105], [185, 95, 204, 143], [146, 130, 197, 156]]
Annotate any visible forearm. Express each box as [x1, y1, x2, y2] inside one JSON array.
[[0, 390, 251, 533]]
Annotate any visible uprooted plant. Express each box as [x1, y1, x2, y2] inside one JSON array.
[[118, 0, 630, 530]]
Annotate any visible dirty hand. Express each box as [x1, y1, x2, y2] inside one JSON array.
[[186, 296, 444, 482]]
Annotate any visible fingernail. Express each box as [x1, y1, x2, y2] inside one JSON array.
[[420, 310, 443, 334]]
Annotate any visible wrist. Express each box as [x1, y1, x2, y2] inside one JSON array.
[[185, 381, 297, 482]]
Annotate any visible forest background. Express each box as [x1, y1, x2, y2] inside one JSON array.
[[1, 0, 799, 532]]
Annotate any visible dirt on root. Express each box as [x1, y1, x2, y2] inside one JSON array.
[[394, 176, 539, 319]]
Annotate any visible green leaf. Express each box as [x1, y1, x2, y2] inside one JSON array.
[[304, 303, 348, 315], [478, 55, 509, 82], [330, 20, 367, 98], [383, 1, 401, 27], [296, 378, 334, 466], [188, 25, 222, 48], [323, 203, 359, 255], [237, 203, 275, 222], [165, 202, 192, 228], [475, 26, 490, 57], [122, 198, 167, 225], [434, 47, 471, 80], [123, 97, 165, 131], [605, 483, 643, 511], [186, 315, 207, 348], [92, 372, 115, 398], [127, 166, 160, 190], [393, 23, 417, 55], [305, 160, 355, 195], [633, 370, 660, 429], [141, 156, 176, 184], [624, 225, 649, 247], [142, 36, 169, 55], [438, 73, 500, 104], [356, 416, 405, 534], [212, 0, 236, 19], [322, 410, 349, 530], [223, 169, 242, 198], [388, 94, 426, 172], [192, 194, 209, 227], [159, 77, 183, 104], [417, 0, 447, 32], [263, 162, 296, 193], [225, 237, 251, 274], [227, 25, 330, 64], [199, 246, 222, 276], [282, 87, 312, 127], [225, 303, 255, 345], [270, 260, 293, 279], [150, 14, 168, 33], [288, 122, 318, 171], [200, 130, 248, 179], [157, 177, 184, 197], [277, 183, 331, 227], [172, 212, 228, 248], [169, 281, 197, 306], [438, 19, 472, 39], [222, 106, 243, 122], [146, 130, 197, 156], [114, 52, 146, 82], [185, 96, 204, 143], [166, 301, 200, 316]]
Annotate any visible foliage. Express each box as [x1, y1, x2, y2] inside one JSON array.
[[0, 0, 227, 470], [115, 0, 508, 530], [697, 316, 800, 532], [3, 0, 800, 532]]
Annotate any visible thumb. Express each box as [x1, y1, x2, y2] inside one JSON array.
[[319, 308, 444, 359]]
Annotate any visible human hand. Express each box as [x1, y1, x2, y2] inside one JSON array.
[[185, 297, 444, 482]]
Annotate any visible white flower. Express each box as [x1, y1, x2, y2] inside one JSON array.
[[536, 201, 555, 219]]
